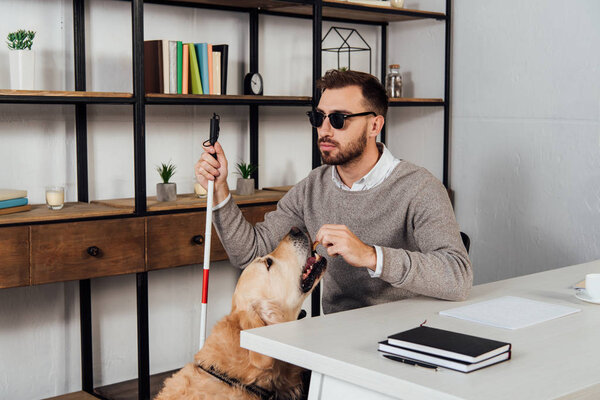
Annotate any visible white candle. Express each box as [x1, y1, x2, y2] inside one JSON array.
[[194, 182, 207, 197], [45, 187, 64, 209]]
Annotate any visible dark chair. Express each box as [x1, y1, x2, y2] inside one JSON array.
[[460, 231, 470, 254]]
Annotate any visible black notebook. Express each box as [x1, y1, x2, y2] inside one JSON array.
[[387, 326, 511, 363], [379, 341, 511, 373]]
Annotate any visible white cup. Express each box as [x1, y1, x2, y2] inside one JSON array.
[[586, 273, 600, 300]]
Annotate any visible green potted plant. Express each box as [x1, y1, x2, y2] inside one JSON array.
[[7, 29, 36, 90], [234, 161, 257, 196], [156, 161, 177, 202]]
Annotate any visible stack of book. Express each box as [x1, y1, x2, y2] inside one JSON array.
[[378, 326, 511, 373], [144, 40, 228, 95], [0, 189, 31, 215]]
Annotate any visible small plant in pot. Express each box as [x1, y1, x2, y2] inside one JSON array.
[[7, 29, 36, 90], [156, 161, 177, 202], [235, 161, 257, 196]]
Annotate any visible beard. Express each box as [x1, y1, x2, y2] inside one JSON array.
[[319, 130, 368, 166]]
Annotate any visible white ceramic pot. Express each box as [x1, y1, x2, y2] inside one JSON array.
[[157, 182, 177, 202], [9, 50, 35, 90], [236, 178, 255, 196]]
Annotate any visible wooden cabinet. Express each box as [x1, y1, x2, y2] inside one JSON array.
[[241, 204, 277, 225], [147, 204, 277, 271], [0, 226, 29, 288], [30, 219, 145, 285], [147, 212, 227, 271]]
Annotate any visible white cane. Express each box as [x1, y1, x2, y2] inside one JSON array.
[[200, 113, 220, 350]]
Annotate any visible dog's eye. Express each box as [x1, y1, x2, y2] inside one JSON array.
[[265, 257, 273, 270]]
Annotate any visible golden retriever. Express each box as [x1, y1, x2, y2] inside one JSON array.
[[155, 227, 327, 400]]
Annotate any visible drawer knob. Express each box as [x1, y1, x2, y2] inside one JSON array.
[[87, 246, 101, 257], [191, 235, 204, 246]]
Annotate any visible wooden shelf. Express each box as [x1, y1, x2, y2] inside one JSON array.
[[0, 89, 134, 104], [388, 97, 444, 106], [322, 1, 446, 22], [146, 93, 312, 106], [0, 202, 134, 226], [150, 0, 445, 23], [94, 189, 286, 213], [43, 391, 100, 400], [263, 185, 294, 192]]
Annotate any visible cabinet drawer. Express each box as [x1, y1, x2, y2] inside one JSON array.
[[31, 218, 145, 284], [147, 212, 228, 271], [0, 226, 29, 288], [241, 204, 277, 225]]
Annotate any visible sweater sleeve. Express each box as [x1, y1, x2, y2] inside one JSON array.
[[378, 177, 473, 301], [211, 183, 307, 268]]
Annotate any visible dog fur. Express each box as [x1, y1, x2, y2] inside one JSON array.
[[155, 228, 325, 400]]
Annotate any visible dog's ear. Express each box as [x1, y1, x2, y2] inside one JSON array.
[[237, 308, 266, 331], [252, 299, 288, 326]]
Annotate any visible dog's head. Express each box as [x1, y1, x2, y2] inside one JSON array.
[[231, 227, 327, 325]]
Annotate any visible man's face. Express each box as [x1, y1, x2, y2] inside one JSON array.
[[316, 86, 373, 166]]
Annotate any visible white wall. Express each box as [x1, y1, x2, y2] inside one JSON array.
[[450, 0, 600, 283], [1, 0, 599, 398]]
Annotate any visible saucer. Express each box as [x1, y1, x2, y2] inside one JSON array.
[[575, 289, 600, 304]]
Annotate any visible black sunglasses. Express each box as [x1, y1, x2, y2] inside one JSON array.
[[306, 110, 376, 130]]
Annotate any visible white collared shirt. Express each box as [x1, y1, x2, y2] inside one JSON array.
[[331, 143, 400, 278], [214, 142, 400, 278]]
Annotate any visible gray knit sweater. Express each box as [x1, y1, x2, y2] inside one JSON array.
[[213, 161, 472, 314]]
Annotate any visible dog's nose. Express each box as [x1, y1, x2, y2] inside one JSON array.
[[289, 227, 303, 237]]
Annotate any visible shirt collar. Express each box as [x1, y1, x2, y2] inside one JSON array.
[[331, 143, 399, 191]]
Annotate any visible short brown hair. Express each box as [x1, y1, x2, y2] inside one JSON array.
[[316, 69, 388, 117]]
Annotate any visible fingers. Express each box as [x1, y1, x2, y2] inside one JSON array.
[[316, 224, 351, 257], [195, 156, 219, 182], [196, 141, 227, 182]]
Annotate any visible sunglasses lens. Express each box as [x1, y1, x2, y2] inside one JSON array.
[[329, 113, 345, 129], [308, 111, 324, 128]]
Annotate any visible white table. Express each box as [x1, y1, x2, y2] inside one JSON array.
[[241, 259, 600, 400]]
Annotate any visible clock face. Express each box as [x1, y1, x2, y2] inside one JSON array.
[[251, 73, 262, 93], [244, 72, 263, 95]]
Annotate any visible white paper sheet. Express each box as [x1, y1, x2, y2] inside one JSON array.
[[439, 296, 580, 329]]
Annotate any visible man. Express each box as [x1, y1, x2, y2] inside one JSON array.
[[195, 70, 472, 314]]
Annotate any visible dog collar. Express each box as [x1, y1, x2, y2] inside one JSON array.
[[196, 363, 276, 400]]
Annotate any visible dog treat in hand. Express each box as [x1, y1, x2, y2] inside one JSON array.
[[312, 241, 322, 260]]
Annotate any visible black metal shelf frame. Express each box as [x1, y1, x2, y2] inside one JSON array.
[[21, 0, 452, 398]]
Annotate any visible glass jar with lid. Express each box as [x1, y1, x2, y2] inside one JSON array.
[[385, 64, 402, 98]]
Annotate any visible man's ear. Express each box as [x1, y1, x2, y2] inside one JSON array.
[[370, 115, 385, 138], [252, 299, 288, 325]]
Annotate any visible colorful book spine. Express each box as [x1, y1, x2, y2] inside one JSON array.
[[196, 43, 209, 95], [162, 40, 170, 94], [0, 189, 27, 201], [0, 197, 28, 209], [177, 41, 183, 94], [182, 44, 189, 94], [213, 51, 221, 95], [188, 43, 203, 94], [207, 44, 214, 95], [212, 44, 228, 95], [0, 204, 31, 216], [169, 41, 178, 94], [143, 40, 163, 93]]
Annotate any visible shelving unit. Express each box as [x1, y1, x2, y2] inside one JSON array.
[[0, 0, 451, 398]]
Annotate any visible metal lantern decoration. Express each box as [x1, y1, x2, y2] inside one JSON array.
[[322, 27, 371, 73]]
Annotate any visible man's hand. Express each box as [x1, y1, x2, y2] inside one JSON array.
[[194, 141, 230, 205], [315, 224, 377, 270]]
